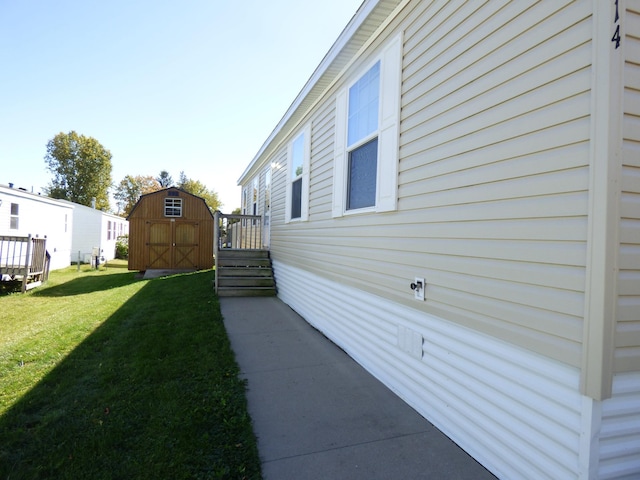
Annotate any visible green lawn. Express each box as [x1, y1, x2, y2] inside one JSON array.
[[0, 262, 261, 479]]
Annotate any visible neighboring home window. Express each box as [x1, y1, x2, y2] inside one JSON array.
[[64, 213, 68, 233], [164, 198, 182, 217], [286, 125, 311, 222], [107, 220, 112, 240], [10, 203, 19, 229], [333, 33, 402, 216]]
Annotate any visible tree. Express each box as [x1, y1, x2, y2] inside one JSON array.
[[177, 171, 222, 212], [44, 131, 112, 210], [114, 175, 160, 216], [156, 170, 173, 188]]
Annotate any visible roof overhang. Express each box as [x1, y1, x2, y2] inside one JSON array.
[[237, 0, 405, 185]]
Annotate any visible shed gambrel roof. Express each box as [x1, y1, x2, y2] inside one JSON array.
[[126, 187, 215, 220]]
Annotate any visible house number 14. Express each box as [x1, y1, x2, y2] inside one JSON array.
[[612, 0, 621, 49]]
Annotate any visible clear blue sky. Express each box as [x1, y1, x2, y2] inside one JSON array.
[[0, 0, 363, 211]]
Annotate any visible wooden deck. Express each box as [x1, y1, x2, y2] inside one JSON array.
[[214, 213, 275, 296], [0, 235, 50, 292]]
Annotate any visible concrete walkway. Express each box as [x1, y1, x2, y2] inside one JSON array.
[[220, 297, 496, 480]]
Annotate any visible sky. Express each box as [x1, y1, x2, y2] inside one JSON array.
[[0, 0, 363, 212]]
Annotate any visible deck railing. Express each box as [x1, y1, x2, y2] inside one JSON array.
[[213, 213, 265, 292], [0, 235, 49, 292]]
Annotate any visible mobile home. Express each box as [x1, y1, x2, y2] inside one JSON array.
[[59, 200, 129, 264], [0, 183, 73, 271], [238, 1, 640, 478]]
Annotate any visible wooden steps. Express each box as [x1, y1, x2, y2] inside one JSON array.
[[216, 249, 276, 297]]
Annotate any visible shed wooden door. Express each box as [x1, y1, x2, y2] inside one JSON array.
[[146, 220, 199, 269], [174, 222, 199, 268]]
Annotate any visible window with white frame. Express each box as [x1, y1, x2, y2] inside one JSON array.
[[252, 177, 258, 216], [347, 60, 380, 210], [291, 134, 304, 219], [264, 166, 271, 213], [333, 33, 402, 216], [286, 125, 311, 222], [10, 203, 19, 229], [164, 197, 182, 217], [242, 187, 248, 215]]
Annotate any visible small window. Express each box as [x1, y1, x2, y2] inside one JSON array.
[[290, 133, 304, 219], [252, 177, 259, 216], [264, 167, 271, 212], [107, 220, 112, 240], [286, 125, 311, 222], [242, 187, 248, 215], [164, 198, 182, 217], [10, 203, 19, 229]]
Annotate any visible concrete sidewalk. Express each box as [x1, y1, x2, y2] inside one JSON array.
[[221, 297, 496, 480]]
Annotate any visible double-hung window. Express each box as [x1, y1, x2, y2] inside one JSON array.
[[346, 61, 380, 210], [242, 187, 248, 215], [252, 177, 258, 216], [10, 203, 19, 229], [333, 33, 402, 216], [286, 125, 311, 222]]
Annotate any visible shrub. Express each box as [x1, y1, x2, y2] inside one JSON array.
[[115, 235, 129, 259]]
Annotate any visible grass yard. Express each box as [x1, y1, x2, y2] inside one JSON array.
[[0, 261, 261, 480]]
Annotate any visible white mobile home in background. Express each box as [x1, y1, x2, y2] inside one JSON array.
[[0, 183, 73, 271], [238, 1, 640, 479], [59, 200, 128, 263]]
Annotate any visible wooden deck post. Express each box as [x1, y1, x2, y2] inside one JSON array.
[[21, 234, 32, 293]]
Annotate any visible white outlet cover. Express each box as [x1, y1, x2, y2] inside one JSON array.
[[414, 277, 425, 301]]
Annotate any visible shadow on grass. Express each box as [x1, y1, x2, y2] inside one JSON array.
[[102, 261, 129, 269], [0, 280, 22, 296], [1, 265, 134, 297], [0, 270, 261, 480], [31, 271, 139, 297]]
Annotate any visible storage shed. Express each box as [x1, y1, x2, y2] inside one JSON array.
[[127, 188, 214, 271]]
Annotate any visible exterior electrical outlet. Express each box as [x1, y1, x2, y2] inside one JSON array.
[[414, 277, 425, 301]]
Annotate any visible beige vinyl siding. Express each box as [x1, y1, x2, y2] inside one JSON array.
[[398, 0, 592, 366], [308, 100, 336, 220], [270, 148, 288, 228], [266, 1, 593, 367], [616, 2, 640, 373]]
